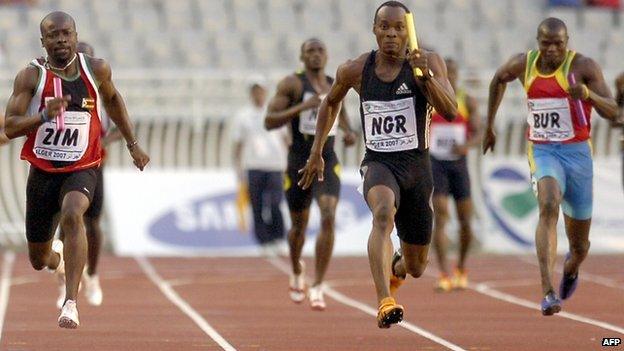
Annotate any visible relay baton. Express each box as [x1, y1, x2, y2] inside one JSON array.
[[405, 12, 423, 77], [567, 73, 587, 127], [52, 77, 65, 130]]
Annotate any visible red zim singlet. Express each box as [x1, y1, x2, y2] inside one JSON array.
[[524, 50, 592, 144], [429, 89, 471, 160], [21, 53, 103, 172]]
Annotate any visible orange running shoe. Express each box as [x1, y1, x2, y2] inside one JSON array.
[[434, 274, 452, 292], [452, 268, 468, 290], [390, 249, 406, 296], [376, 297, 404, 329]]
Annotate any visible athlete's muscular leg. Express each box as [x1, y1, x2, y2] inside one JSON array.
[[313, 194, 337, 287], [395, 241, 429, 278], [455, 198, 474, 271], [535, 178, 562, 295], [85, 216, 103, 276], [432, 195, 450, 275], [288, 209, 310, 275], [28, 240, 61, 271], [562, 215, 591, 278], [366, 185, 397, 302], [59, 191, 90, 303]]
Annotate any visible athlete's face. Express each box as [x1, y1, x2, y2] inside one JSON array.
[[373, 6, 408, 57], [41, 18, 77, 64], [300, 41, 327, 71], [536, 28, 568, 66]]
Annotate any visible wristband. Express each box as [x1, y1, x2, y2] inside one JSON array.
[[126, 140, 138, 150]]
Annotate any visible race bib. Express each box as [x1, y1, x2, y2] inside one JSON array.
[[527, 98, 574, 141], [429, 124, 466, 160], [298, 92, 339, 136], [33, 111, 91, 162], [362, 97, 418, 152]]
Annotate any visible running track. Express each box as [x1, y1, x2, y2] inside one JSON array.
[[0, 253, 622, 350]]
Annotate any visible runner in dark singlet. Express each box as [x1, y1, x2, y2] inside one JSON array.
[[4, 12, 149, 328], [265, 38, 356, 311], [298, 1, 457, 328], [615, 72, 624, 191]]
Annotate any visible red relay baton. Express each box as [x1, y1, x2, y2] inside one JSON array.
[[567, 73, 587, 127]]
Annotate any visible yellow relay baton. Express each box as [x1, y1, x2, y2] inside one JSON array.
[[405, 12, 423, 78]]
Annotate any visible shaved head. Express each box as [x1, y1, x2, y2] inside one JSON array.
[[40, 11, 75, 36], [537, 17, 567, 37], [300, 38, 324, 55]]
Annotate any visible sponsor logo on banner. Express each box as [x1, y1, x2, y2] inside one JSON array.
[[147, 185, 369, 248], [482, 165, 537, 247]]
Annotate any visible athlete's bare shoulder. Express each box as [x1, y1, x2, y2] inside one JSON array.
[[495, 52, 527, 83], [12, 64, 39, 93], [275, 73, 304, 101], [336, 52, 370, 93], [87, 56, 113, 82]]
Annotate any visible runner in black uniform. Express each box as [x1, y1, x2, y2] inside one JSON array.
[[265, 38, 356, 311], [616, 72, 624, 191], [299, 1, 457, 328]]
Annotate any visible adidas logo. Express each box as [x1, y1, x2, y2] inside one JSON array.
[[395, 83, 411, 95]]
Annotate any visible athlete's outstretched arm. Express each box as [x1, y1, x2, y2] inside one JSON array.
[[409, 50, 457, 121], [337, 102, 357, 146], [92, 58, 149, 170], [0, 113, 8, 146], [483, 53, 525, 154], [569, 57, 618, 121], [264, 76, 317, 130], [298, 59, 360, 189], [4, 67, 68, 139], [616, 73, 624, 124]]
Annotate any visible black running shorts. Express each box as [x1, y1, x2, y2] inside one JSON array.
[[25, 166, 97, 243], [360, 153, 433, 246], [284, 150, 341, 212], [85, 166, 104, 219], [431, 156, 471, 200]]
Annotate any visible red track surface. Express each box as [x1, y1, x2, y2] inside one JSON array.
[[0, 253, 622, 350]]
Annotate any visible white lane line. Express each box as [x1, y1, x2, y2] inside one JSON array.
[[477, 278, 538, 289], [266, 257, 467, 351], [474, 283, 624, 335], [0, 251, 16, 342], [516, 256, 624, 290], [135, 256, 237, 351]]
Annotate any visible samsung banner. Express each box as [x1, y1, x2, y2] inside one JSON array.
[[106, 169, 389, 256], [106, 158, 623, 256]]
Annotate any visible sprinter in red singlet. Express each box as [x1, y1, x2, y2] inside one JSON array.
[[483, 18, 618, 316], [4, 12, 149, 328], [429, 58, 480, 292]]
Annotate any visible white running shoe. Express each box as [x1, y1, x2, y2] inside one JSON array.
[[288, 261, 306, 303], [82, 273, 103, 306], [51, 240, 66, 310], [309, 284, 326, 311], [58, 299, 79, 329]]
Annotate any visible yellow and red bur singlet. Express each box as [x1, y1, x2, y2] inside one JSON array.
[[21, 53, 103, 173], [524, 49, 592, 144], [429, 89, 471, 160]]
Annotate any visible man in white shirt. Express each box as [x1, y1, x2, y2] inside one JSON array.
[[232, 83, 288, 253]]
